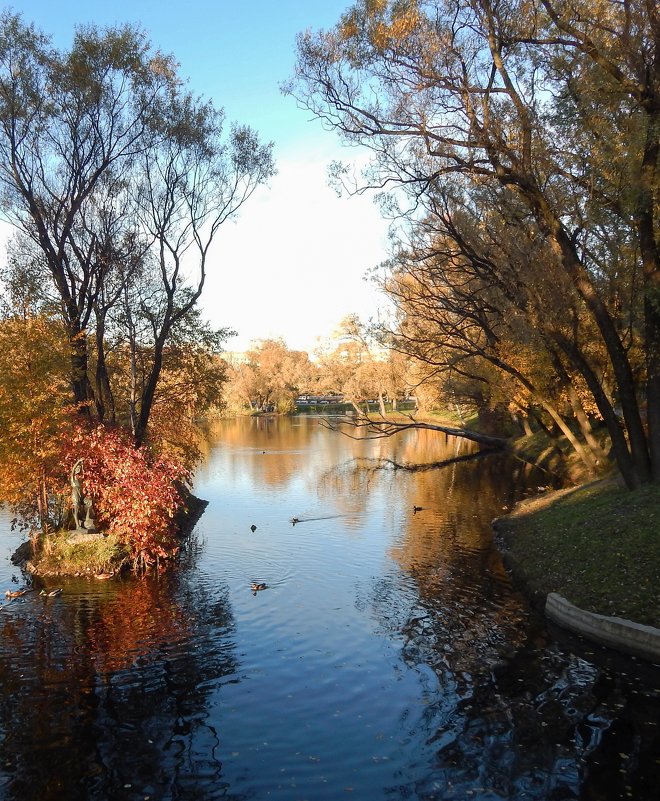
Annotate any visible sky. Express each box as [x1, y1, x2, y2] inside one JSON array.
[[7, 0, 393, 354]]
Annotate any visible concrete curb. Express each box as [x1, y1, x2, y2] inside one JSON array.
[[545, 592, 660, 663]]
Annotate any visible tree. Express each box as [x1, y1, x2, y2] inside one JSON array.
[[223, 339, 316, 413], [372, 185, 612, 472], [0, 16, 177, 408], [288, 0, 659, 487], [0, 13, 275, 446], [0, 312, 72, 532], [112, 302, 232, 468], [132, 104, 274, 442], [314, 315, 372, 395], [61, 422, 188, 569]]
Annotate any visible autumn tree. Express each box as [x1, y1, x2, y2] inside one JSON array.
[[372, 184, 612, 472], [0, 17, 175, 408], [314, 315, 373, 395], [0, 311, 72, 532], [110, 298, 232, 468], [131, 106, 274, 443], [0, 13, 275, 446], [61, 422, 188, 569], [288, 0, 659, 487], [223, 339, 317, 413]]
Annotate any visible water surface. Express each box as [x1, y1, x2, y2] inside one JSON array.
[[0, 416, 658, 800]]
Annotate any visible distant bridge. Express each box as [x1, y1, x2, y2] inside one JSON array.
[[295, 394, 345, 405]]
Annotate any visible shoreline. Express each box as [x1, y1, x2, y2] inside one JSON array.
[[11, 489, 208, 580], [493, 480, 660, 664]]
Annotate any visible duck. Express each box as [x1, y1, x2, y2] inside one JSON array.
[[5, 589, 27, 599], [290, 517, 299, 525], [250, 524, 257, 532], [93, 572, 114, 580], [413, 505, 423, 513], [40, 588, 63, 597], [251, 582, 267, 593]]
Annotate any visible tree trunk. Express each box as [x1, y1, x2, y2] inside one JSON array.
[[555, 333, 640, 488], [345, 413, 509, 449], [134, 336, 165, 446], [69, 325, 93, 414], [637, 106, 660, 481], [525, 186, 650, 485], [94, 311, 116, 424], [548, 346, 608, 463], [540, 400, 598, 474]]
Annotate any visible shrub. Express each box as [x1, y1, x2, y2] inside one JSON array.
[[61, 422, 189, 569]]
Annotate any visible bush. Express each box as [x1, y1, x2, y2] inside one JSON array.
[[61, 422, 189, 569]]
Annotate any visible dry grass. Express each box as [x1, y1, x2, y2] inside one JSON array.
[[31, 531, 129, 576]]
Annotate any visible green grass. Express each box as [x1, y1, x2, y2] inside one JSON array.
[[33, 531, 129, 576], [502, 480, 660, 626]]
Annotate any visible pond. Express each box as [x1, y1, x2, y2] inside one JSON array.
[[0, 416, 658, 800]]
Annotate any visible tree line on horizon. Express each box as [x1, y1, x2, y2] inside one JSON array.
[[220, 320, 414, 415]]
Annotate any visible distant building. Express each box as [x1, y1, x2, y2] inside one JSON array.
[[221, 351, 251, 366]]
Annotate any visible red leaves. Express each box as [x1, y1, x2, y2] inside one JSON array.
[[62, 422, 189, 568]]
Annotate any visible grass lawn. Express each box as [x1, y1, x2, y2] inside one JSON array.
[[26, 531, 129, 577], [499, 479, 660, 627]]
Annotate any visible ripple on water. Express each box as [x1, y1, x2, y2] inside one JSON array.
[[2, 420, 660, 801]]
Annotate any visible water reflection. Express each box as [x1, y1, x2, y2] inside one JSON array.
[[0, 417, 658, 800], [0, 564, 239, 800]]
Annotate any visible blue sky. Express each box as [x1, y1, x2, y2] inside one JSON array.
[[12, 0, 347, 148], [8, 0, 392, 353]]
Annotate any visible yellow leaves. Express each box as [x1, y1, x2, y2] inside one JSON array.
[[339, 1, 421, 50], [373, 7, 421, 50], [148, 54, 176, 80], [0, 312, 72, 514], [340, 12, 361, 41], [366, 0, 388, 13], [388, 7, 421, 40], [373, 22, 391, 49]]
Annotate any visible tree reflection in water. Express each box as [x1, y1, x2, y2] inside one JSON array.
[[0, 565, 241, 801], [1, 418, 659, 801], [357, 453, 660, 801]]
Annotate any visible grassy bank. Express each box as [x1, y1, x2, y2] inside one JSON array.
[[497, 479, 660, 627], [15, 532, 129, 577]]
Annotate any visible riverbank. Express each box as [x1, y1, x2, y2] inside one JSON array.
[[494, 478, 660, 647]]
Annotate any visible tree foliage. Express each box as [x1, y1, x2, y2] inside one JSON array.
[[0, 13, 275, 554], [61, 422, 188, 569], [289, 0, 659, 488], [0, 312, 72, 531], [0, 12, 275, 446], [224, 339, 317, 413], [0, 310, 189, 567]]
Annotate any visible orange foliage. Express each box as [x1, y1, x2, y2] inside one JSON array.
[[85, 578, 192, 673], [0, 313, 191, 565], [0, 314, 72, 529]]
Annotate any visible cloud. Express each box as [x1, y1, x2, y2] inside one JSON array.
[[200, 141, 392, 353]]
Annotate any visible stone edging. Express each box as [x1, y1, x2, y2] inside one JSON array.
[[545, 592, 660, 663]]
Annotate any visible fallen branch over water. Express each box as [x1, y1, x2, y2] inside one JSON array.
[[356, 452, 493, 472], [321, 409, 509, 450]]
